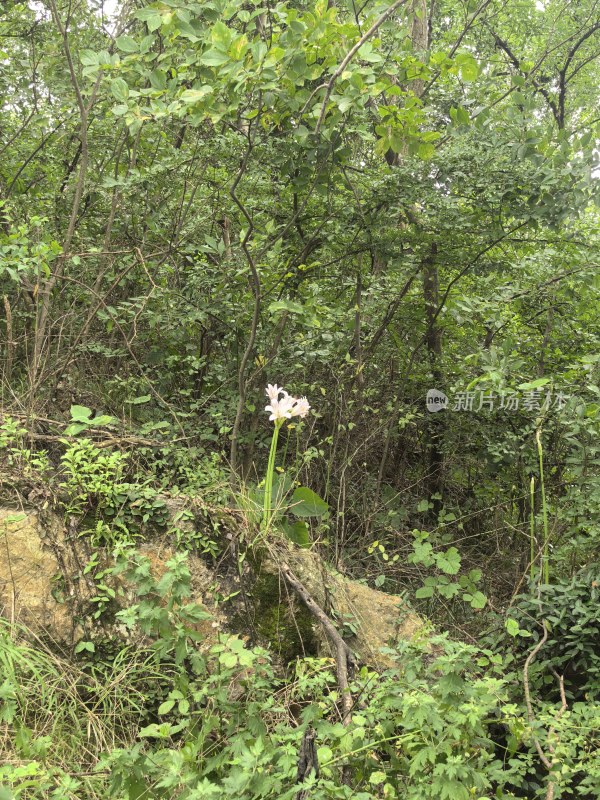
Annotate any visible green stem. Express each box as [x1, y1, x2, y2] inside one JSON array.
[[263, 421, 281, 528], [529, 475, 536, 582], [536, 428, 550, 585]]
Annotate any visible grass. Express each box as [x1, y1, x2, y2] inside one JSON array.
[[0, 620, 164, 799]]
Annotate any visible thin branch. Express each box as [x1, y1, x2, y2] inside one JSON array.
[[280, 561, 356, 725], [487, 26, 561, 127], [523, 620, 552, 771], [229, 130, 261, 477], [422, 0, 495, 97], [314, 0, 408, 134], [558, 21, 600, 125], [6, 115, 73, 196]]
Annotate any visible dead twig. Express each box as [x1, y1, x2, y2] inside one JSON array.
[[295, 725, 319, 800], [280, 560, 356, 785], [523, 621, 569, 800], [3, 295, 14, 383], [523, 620, 552, 770]]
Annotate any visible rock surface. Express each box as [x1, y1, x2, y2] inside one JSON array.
[[267, 540, 423, 667], [0, 507, 76, 641], [0, 505, 423, 667]]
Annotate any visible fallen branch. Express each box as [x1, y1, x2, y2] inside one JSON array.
[[545, 670, 569, 800], [295, 725, 319, 800], [22, 431, 163, 449], [523, 620, 552, 771], [280, 561, 356, 722], [1, 413, 171, 449], [523, 620, 569, 800], [281, 560, 357, 785]]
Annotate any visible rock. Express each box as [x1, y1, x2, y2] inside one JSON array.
[[265, 540, 423, 668], [0, 507, 77, 642], [0, 506, 224, 647], [0, 505, 423, 669]]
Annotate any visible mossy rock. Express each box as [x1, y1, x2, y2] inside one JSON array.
[[231, 568, 319, 665], [265, 539, 424, 668]]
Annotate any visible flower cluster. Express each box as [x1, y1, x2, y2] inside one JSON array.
[[265, 384, 310, 422]]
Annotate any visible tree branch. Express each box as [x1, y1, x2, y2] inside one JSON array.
[[314, 0, 408, 134], [281, 561, 356, 725]]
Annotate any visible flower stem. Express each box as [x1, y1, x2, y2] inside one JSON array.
[[536, 428, 550, 585], [529, 475, 536, 581], [263, 421, 281, 528]]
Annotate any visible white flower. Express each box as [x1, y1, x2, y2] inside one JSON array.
[[290, 396, 310, 419], [264, 385, 310, 422], [266, 390, 294, 421], [265, 384, 283, 403]]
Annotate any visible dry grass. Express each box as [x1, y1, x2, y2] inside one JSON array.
[[0, 620, 162, 798]]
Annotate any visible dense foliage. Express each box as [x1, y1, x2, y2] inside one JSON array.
[[0, 0, 599, 797]]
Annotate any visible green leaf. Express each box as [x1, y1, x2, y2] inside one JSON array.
[[505, 618, 520, 637], [410, 539, 434, 566], [80, 49, 99, 66], [283, 520, 311, 547], [517, 378, 550, 390], [454, 105, 470, 125], [74, 640, 95, 653], [90, 414, 114, 427], [70, 404, 93, 422], [149, 69, 167, 90], [135, 7, 159, 22], [337, 95, 354, 113], [135, 8, 162, 31], [139, 722, 186, 738], [436, 547, 461, 575], [64, 422, 88, 436], [199, 49, 230, 66], [456, 53, 479, 81], [116, 35, 139, 53], [110, 78, 129, 102], [359, 44, 383, 63], [157, 699, 175, 715], [181, 87, 213, 103], [290, 487, 328, 517], [220, 652, 237, 668], [211, 20, 232, 46], [417, 142, 435, 160], [178, 699, 190, 715], [369, 771, 387, 785], [415, 586, 434, 599], [438, 581, 461, 598], [317, 745, 333, 762], [268, 299, 305, 315], [469, 591, 487, 609]]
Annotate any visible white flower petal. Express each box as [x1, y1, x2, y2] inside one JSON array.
[[266, 383, 284, 403]]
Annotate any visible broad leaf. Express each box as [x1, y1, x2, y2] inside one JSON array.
[[290, 487, 328, 517], [282, 520, 311, 548]]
